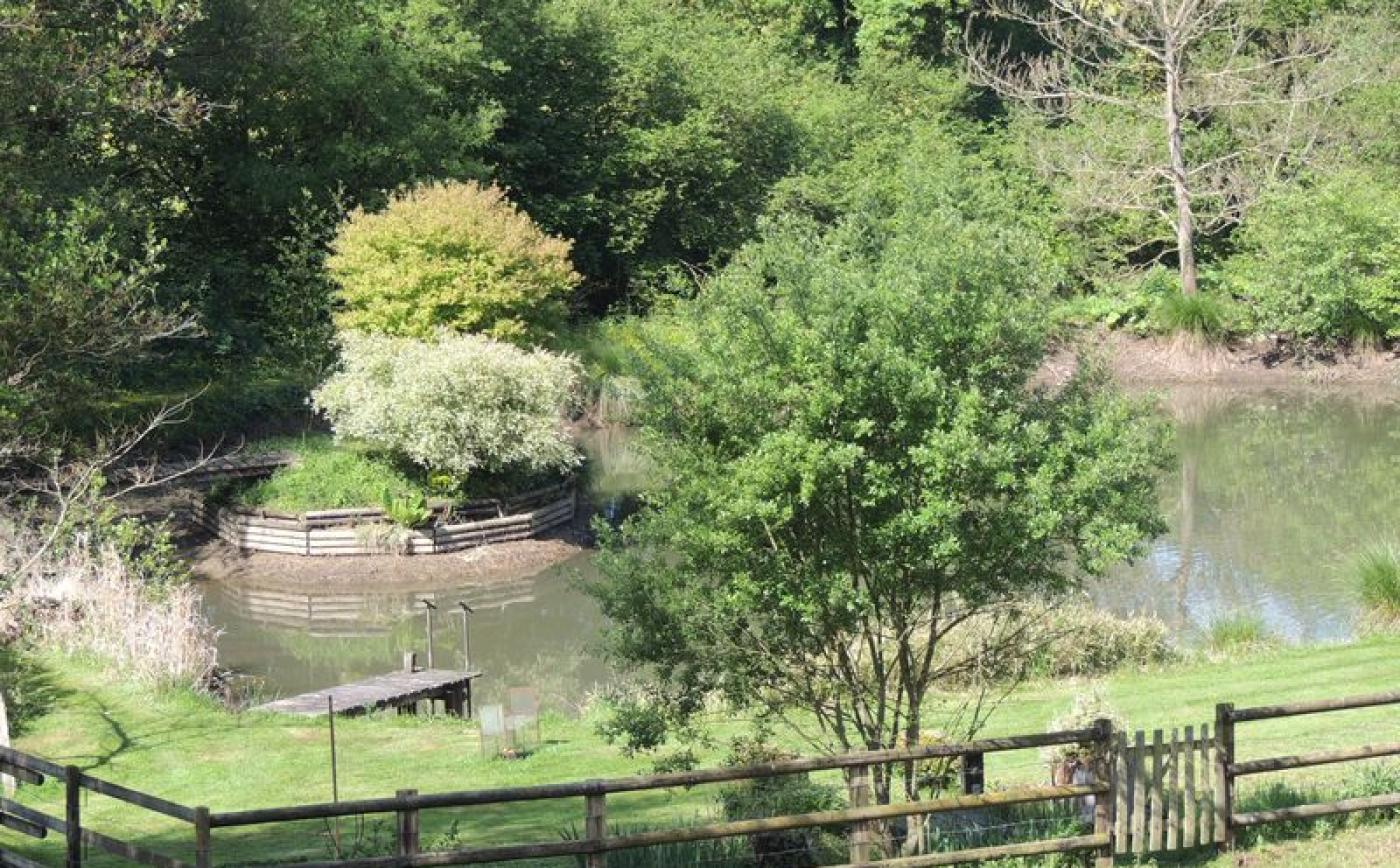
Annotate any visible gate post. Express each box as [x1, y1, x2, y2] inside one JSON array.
[[1093, 718, 1115, 868], [64, 766, 81, 868], [1214, 703, 1235, 851]]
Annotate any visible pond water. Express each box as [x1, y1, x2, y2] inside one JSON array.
[[1091, 387, 1400, 643], [203, 388, 1400, 703]]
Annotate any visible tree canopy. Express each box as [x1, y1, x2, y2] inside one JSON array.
[[588, 141, 1171, 798]]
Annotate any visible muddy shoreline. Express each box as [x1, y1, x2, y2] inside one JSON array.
[[1042, 331, 1400, 388]]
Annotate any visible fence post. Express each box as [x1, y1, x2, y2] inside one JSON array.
[[960, 752, 985, 795], [194, 806, 212, 868], [396, 789, 420, 857], [847, 764, 872, 865], [64, 766, 81, 868], [1214, 703, 1235, 851], [1093, 718, 1115, 868], [584, 781, 607, 868]]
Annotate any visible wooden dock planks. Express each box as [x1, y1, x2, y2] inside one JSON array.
[[254, 669, 482, 717]]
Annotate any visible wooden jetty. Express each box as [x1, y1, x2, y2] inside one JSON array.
[[255, 667, 482, 718]]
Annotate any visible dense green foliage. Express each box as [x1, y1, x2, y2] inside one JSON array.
[[330, 182, 579, 344], [2, 0, 1396, 466], [589, 151, 1170, 773], [312, 332, 581, 479], [1223, 170, 1400, 345]]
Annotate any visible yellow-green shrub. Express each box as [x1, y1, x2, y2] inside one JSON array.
[[330, 181, 580, 344]]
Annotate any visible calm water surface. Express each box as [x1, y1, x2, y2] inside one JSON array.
[[204, 389, 1400, 701], [1091, 387, 1400, 642]]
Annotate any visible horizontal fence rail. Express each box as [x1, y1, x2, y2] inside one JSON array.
[[196, 490, 575, 557], [2, 689, 1398, 867], [1216, 690, 1400, 849], [0, 748, 202, 868], [209, 727, 1102, 827]]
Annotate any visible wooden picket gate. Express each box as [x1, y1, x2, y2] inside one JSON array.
[[1111, 724, 1218, 856]]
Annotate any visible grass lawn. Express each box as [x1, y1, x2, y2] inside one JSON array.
[[5, 635, 1400, 866]]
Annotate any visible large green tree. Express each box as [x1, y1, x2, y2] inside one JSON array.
[[589, 138, 1170, 803]]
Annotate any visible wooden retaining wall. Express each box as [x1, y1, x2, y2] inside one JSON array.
[[195, 483, 576, 557]]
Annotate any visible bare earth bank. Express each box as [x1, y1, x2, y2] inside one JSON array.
[[1040, 330, 1400, 388]]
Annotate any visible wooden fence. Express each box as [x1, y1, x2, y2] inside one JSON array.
[[195, 483, 576, 557], [1, 689, 1398, 868]]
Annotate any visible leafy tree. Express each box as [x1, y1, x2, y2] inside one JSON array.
[[329, 182, 579, 343], [589, 157, 1169, 804], [312, 331, 582, 479], [1223, 169, 1400, 344], [968, 0, 1381, 295]]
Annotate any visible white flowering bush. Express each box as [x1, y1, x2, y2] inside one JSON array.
[[1042, 685, 1129, 766], [312, 331, 583, 478]]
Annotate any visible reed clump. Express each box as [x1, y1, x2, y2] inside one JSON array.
[[1205, 612, 1279, 655], [2, 518, 218, 691], [1358, 543, 1400, 631]]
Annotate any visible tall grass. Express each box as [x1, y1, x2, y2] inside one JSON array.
[[936, 601, 1178, 684], [1236, 761, 1400, 847], [1205, 612, 1279, 654], [4, 530, 218, 690], [1358, 543, 1400, 627], [1154, 291, 1233, 340]]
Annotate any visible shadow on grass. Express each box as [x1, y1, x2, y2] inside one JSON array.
[[0, 647, 66, 736]]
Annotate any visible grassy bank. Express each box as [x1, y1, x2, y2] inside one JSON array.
[[5, 636, 1400, 865]]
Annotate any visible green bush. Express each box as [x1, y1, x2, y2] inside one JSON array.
[[0, 647, 56, 735], [1358, 543, 1400, 626], [312, 331, 582, 478], [938, 602, 1178, 684], [1223, 169, 1400, 345], [1053, 266, 1175, 334], [239, 436, 425, 512], [330, 181, 580, 345]]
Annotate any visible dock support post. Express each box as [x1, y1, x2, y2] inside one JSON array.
[[396, 789, 420, 857], [585, 783, 606, 868], [194, 806, 211, 868], [64, 766, 81, 868]]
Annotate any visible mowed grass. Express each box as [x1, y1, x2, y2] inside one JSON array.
[[6, 635, 1400, 866]]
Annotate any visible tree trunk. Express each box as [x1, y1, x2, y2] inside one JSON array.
[[1163, 43, 1200, 296]]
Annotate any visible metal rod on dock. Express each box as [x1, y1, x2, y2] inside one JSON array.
[[457, 603, 474, 671], [420, 600, 437, 669]]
